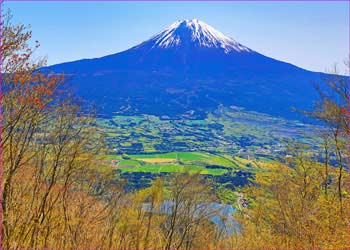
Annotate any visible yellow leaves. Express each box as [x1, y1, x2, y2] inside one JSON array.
[[237, 153, 350, 249]]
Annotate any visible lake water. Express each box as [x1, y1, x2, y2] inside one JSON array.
[[143, 201, 239, 237]]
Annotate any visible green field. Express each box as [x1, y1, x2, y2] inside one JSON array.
[[98, 106, 320, 158], [106, 151, 247, 175], [99, 106, 320, 179], [96, 106, 316, 199]]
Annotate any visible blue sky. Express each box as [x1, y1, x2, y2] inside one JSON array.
[[4, 1, 349, 73]]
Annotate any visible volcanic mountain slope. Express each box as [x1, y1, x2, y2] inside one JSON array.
[[46, 19, 327, 119]]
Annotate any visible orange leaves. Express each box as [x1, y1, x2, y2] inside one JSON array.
[[33, 85, 52, 96], [11, 71, 63, 92], [18, 96, 45, 109], [341, 107, 350, 117], [12, 72, 21, 83], [9, 53, 31, 65], [8, 71, 64, 110], [19, 75, 29, 85]]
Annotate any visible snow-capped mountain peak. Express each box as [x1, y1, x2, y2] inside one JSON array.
[[143, 19, 252, 53]]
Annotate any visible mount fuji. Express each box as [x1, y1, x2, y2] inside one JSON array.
[[46, 19, 328, 119]]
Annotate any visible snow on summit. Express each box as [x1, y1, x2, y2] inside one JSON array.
[[144, 19, 252, 53]]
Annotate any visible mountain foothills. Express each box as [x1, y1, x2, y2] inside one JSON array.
[[46, 19, 327, 119]]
